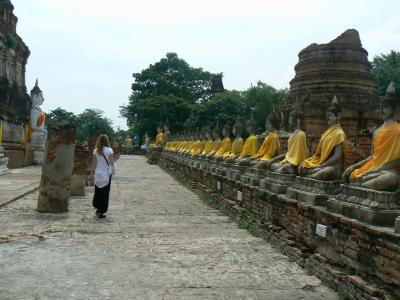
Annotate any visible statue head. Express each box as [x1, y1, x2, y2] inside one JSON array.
[[246, 109, 257, 134], [222, 124, 231, 137], [157, 124, 163, 133], [233, 116, 244, 137], [164, 119, 170, 132], [327, 95, 341, 125], [205, 126, 212, 139], [266, 107, 280, 131], [288, 103, 303, 130], [30, 79, 44, 107], [380, 82, 398, 120], [212, 121, 221, 139]]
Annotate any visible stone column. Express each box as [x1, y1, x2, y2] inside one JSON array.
[[0, 145, 9, 175], [70, 144, 89, 196], [37, 125, 76, 213]]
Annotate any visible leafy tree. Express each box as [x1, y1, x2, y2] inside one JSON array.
[[371, 50, 400, 96], [46, 107, 77, 129], [242, 82, 289, 132], [76, 109, 114, 143], [184, 90, 244, 130], [47, 108, 114, 143], [120, 53, 213, 138]]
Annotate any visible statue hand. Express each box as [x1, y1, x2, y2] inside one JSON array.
[[342, 166, 354, 183]]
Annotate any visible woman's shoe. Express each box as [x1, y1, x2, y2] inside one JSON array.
[[98, 213, 106, 218]]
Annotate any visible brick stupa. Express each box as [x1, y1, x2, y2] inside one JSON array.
[[287, 29, 380, 164]]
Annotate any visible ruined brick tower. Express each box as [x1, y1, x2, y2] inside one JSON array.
[[0, 0, 32, 168], [287, 29, 381, 164]]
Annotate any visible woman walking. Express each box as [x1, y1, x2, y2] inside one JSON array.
[[91, 134, 114, 218]]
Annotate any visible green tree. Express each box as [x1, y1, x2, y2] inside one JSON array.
[[76, 109, 114, 143], [371, 50, 400, 96], [184, 90, 244, 130], [120, 53, 213, 138], [242, 82, 289, 132], [47, 107, 77, 129]]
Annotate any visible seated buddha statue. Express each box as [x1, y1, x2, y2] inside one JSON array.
[[268, 104, 309, 174], [192, 129, 207, 157], [237, 110, 259, 165], [214, 124, 232, 161], [163, 119, 171, 143], [200, 128, 214, 157], [299, 96, 347, 181], [343, 82, 400, 191], [156, 125, 164, 146], [246, 111, 281, 169], [224, 117, 244, 163], [124, 135, 133, 148], [206, 123, 222, 158]]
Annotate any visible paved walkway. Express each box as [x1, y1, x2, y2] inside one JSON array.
[[0, 165, 41, 207], [0, 156, 337, 300]]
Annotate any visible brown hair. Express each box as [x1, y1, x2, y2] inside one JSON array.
[[96, 134, 111, 155]]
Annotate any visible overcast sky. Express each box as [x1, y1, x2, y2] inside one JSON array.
[[15, 0, 400, 129]]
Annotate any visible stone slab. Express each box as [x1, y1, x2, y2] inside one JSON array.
[[0, 165, 42, 207], [0, 155, 337, 300]]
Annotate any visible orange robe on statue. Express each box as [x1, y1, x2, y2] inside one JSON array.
[[250, 132, 280, 161], [351, 123, 400, 179]]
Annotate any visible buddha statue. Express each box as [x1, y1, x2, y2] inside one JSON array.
[[155, 125, 164, 146], [163, 119, 171, 142], [192, 129, 207, 157], [26, 79, 47, 165], [237, 110, 259, 165], [200, 127, 214, 157], [243, 110, 280, 169], [206, 123, 222, 158], [224, 117, 244, 163], [268, 104, 309, 174], [214, 124, 232, 161], [299, 96, 347, 181], [343, 82, 400, 191], [123, 135, 133, 148]]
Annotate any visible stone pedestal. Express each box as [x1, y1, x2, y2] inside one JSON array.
[[0, 146, 9, 175], [30, 130, 47, 165], [226, 165, 248, 181], [70, 145, 89, 196], [286, 176, 342, 206], [37, 125, 76, 213], [241, 168, 266, 187], [327, 185, 400, 227], [260, 171, 296, 194]]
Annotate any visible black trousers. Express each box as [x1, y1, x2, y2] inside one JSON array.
[[93, 176, 112, 214]]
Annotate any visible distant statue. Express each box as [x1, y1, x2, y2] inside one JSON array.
[[299, 96, 347, 181], [224, 117, 244, 162], [246, 110, 281, 169], [268, 104, 309, 174], [343, 82, 400, 191], [26, 79, 47, 165], [206, 122, 222, 158], [200, 127, 214, 157], [123, 135, 133, 148], [155, 125, 165, 146], [236, 110, 258, 165], [214, 124, 232, 161], [163, 119, 171, 142]]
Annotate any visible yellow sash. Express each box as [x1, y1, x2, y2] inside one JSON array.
[[215, 137, 232, 157], [223, 137, 244, 158], [351, 123, 400, 179], [303, 124, 347, 169], [280, 130, 309, 167], [238, 135, 258, 159], [251, 132, 280, 161]]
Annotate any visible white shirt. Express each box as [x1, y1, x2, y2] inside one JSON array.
[[93, 146, 113, 188]]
